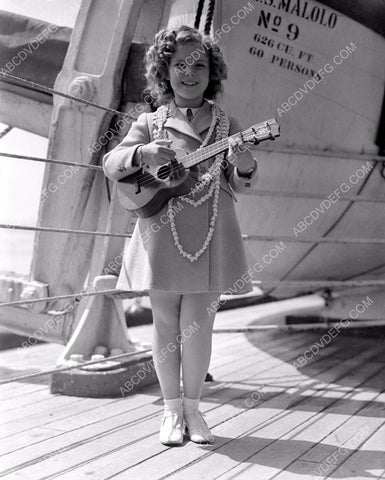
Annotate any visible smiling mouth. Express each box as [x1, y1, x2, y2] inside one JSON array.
[[181, 81, 198, 86]]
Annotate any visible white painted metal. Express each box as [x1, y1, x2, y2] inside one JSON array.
[[0, 91, 52, 137], [219, 293, 326, 326], [167, 0, 385, 320], [30, 0, 143, 310]]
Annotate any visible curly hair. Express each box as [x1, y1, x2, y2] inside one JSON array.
[[144, 25, 228, 106]]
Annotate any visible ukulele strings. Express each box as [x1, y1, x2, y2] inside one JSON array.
[[132, 137, 230, 189], [127, 129, 255, 190]]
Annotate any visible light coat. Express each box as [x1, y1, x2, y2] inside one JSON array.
[[103, 100, 258, 294]]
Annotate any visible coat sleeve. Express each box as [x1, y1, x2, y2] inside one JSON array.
[[223, 116, 258, 193], [103, 112, 151, 181]]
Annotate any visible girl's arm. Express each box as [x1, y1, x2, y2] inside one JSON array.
[[103, 113, 150, 181], [224, 116, 258, 193]]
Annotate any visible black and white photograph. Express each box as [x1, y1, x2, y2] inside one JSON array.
[[0, 0, 384, 478]]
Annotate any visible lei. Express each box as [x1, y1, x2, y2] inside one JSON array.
[[153, 101, 230, 262]]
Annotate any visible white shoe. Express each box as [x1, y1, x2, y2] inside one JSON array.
[[184, 410, 214, 444], [159, 412, 184, 446]]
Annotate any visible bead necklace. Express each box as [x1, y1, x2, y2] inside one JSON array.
[[153, 105, 169, 140], [181, 106, 228, 206], [153, 101, 229, 262]]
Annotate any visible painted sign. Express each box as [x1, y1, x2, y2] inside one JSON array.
[[216, 0, 385, 152]]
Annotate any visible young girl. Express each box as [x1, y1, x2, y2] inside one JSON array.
[[103, 25, 258, 446]]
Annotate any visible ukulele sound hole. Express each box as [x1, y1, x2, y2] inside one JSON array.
[[157, 164, 171, 180]]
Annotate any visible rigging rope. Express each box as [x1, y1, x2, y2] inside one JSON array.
[[1, 152, 384, 204], [257, 145, 385, 163], [0, 289, 142, 308], [1, 153, 384, 209], [241, 234, 385, 245], [1, 280, 384, 309], [204, 0, 216, 34], [1, 315, 385, 385], [251, 189, 385, 204], [0, 348, 153, 385], [0, 152, 103, 170], [0, 125, 12, 140], [194, 0, 206, 29], [0, 223, 132, 238], [253, 280, 385, 288], [0, 71, 135, 121], [2, 223, 385, 245]]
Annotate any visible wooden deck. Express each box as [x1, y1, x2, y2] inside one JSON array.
[[0, 305, 385, 480]]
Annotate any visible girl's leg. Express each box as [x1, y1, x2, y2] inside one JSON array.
[[149, 291, 183, 400], [179, 292, 220, 399], [179, 292, 220, 443], [150, 291, 184, 446]]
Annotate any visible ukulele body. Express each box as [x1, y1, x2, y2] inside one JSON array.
[[115, 118, 280, 217], [117, 149, 199, 218]]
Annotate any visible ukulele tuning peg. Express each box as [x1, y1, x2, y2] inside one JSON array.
[[251, 127, 260, 145]]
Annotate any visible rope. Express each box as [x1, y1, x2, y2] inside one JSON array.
[[1, 279, 383, 309], [2, 223, 385, 245], [2, 152, 383, 206], [252, 189, 385, 204], [0, 152, 103, 170], [194, 0, 206, 29], [2, 317, 384, 385], [213, 319, 385, 332], [242, 234, 385, 245], [0, 348, 153, 385], [0, 126, 12, 140], [257, 145, 385, 163], [204, 0, 216, 34], [2, 153, 384, 206], [0, 224, 132, 238], [0, 288, 145, 309], [1, 153, 383, 205], [251, 280, 385, 287], [0, 71, 134, 121]]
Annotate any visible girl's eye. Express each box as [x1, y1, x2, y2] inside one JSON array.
[[196, 63, 207, 69]]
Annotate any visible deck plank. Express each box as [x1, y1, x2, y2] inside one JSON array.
[[0, 387, 61, 411], [0, 331, 303, 424], [0, 320, 384, 480], [0, 329, 302, 440], [253, 367, 385, 480], [146, 342, 385, 480], [3, 334, 352, 479], [0, 343, 256, 442], [323, 421, 385, 480], [0, 332, 312, 478], [0, 379, 50, 394], [0, 332, 308, 457]]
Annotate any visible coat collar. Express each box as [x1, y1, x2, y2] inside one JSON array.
[[164, 99, 213, 143]]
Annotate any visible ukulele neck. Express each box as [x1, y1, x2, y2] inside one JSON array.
[[179, 134, 238, 169]]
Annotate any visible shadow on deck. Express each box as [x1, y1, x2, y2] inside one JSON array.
[[0, 312, 384, 479]]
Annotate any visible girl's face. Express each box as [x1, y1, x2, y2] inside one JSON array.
[[168, 42, 210, 108]]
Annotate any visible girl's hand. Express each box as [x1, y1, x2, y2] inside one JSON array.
[[227, 136, 247, 163], [228, 136, 257, 173], [141, 140, 176, 166]]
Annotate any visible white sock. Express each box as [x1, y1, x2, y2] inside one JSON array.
[[183, 396, 199, 414], [163, 397, 182, 415]]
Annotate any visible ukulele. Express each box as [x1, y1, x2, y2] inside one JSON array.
[[117, 118, 280, 217]]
